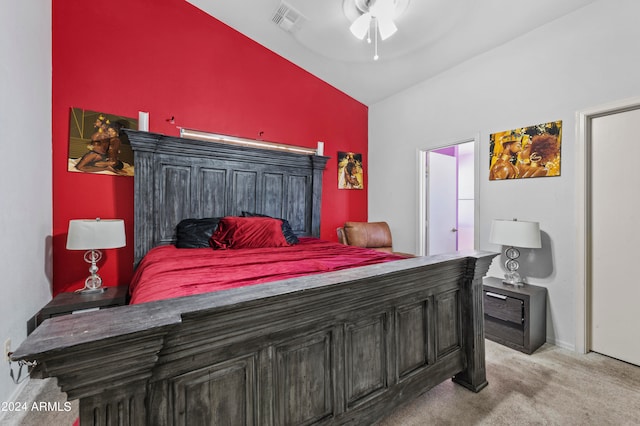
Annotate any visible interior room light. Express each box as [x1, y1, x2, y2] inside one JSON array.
[[180, 128, 320, 155], [66, 218, 126, 294], [376, 15, 397, 40], [489, 218, 541, 286], [349, 12, 371, 39], [370, 0, 397, 40], [346, 0, 404, 60]]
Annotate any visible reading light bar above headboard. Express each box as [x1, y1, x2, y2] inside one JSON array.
[[180, 128, 320, 156]]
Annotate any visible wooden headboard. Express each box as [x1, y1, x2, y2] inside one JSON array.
[[124, 130, 329, 265]]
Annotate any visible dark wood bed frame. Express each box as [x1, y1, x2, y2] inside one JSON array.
[[13, 130, 493, 425]]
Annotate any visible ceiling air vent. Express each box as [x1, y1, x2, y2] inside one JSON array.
[[271, 2, 305, 33]]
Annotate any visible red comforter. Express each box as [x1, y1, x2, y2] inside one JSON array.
[[129, 237, 407, 304]]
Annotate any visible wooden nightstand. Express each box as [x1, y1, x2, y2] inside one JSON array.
[[482, 277, 547, 354], [29, 286, 129, 334]]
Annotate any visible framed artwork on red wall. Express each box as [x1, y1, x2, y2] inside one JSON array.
[[338, 151, 364, 189], [67, 107, 136, 176]]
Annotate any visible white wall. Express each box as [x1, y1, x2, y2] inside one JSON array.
[[369, 0, 640, 350], [0, 0, 52, 404]]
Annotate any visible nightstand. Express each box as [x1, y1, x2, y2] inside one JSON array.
[[29, 286, 129, 334], [483, 277, 547, 354]]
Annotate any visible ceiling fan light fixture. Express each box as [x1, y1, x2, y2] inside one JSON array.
[[350, 12, 371, 39], [369, 0, 395, 20], [345, 0, 407, 60], [377, 16, 397, 40]]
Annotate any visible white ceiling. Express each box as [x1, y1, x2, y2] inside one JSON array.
[[186, 0, 597, 105]]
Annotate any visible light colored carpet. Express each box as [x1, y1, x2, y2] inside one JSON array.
[[2, 339, 638, 425], [0, 377, 78, 426], [379, 340, 640, 425]]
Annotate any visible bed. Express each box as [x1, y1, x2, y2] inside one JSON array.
[[13, 130, 494, 425]]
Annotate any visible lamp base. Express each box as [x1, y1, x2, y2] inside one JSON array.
[[78, 267, 105, 295], [503, 246, 525, 286], [78, 286, 107, 295], [503, 271, 524, 287]]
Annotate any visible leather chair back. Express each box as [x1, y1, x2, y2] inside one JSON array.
[[337, 221, 393, 253]]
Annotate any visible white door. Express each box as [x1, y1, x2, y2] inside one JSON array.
[[456, 143, 475, 252], [427, 151, 457, 255], [591, 108, 640, 366]]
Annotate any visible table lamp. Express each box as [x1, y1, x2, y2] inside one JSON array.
[[66, 218, 126, 294], [489, 219, 541, 286]]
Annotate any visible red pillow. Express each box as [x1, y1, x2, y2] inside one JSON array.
[[210, 216, 290, 249]]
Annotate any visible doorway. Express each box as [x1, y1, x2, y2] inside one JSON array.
[[577, 97, 640, 365], [418, 138, 478, 256]]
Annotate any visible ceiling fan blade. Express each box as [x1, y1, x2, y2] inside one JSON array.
[[350, 12, 371, 40], [377, 16, 397, 40]]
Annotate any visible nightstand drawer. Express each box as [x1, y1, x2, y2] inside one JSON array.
[[483, 291, 523, 324], [485, 317, 524, 346]]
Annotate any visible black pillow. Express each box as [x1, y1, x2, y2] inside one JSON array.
[[176, 218, 221, 248], [241, 211, 299, 245]]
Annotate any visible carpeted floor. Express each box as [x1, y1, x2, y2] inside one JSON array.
[[2, 339, 639, 425], [0, 375, 78, 426], [379, 340, 640, 425]]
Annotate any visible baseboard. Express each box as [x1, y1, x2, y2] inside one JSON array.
[[545, 337, 575, 352]]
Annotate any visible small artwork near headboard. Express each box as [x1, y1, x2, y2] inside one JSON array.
[[68, 107, 136, 177], [338, 151, 364, 189]]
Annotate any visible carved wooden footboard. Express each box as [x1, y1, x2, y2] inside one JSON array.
[[14, 251, 492, 425]]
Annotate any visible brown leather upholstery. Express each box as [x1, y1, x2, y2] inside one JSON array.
[[337, 221, 394, 253], [337, 227, 348, 245]]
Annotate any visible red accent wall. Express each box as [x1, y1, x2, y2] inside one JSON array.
[[52, 0, 368, 295]]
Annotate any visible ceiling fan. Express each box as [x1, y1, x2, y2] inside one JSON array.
[[345, 0, 408, 60], [350, 0, 398, 40]]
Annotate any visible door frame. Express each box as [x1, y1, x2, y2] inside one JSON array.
[[575, 96, 640, 354], [417, 135, 480, 256]]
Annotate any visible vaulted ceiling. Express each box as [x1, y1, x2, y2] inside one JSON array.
[[187, 0, 597, 105]]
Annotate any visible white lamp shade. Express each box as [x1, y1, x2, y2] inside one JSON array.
[[489, 219, 541, 249], [66, 219, 126, 250]]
